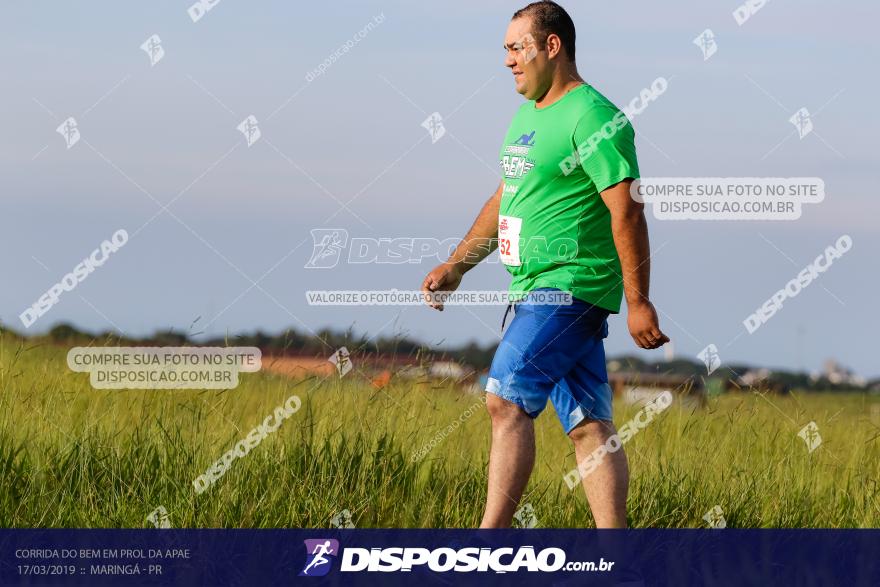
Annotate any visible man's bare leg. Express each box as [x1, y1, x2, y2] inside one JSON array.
[[479, 394, 535, 528], [568, 419, 629, 528]]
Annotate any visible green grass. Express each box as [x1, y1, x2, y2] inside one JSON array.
[[1, 336, 879, 528]]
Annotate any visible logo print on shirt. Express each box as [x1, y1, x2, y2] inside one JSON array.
[[501, 155, 535, 179], [514, 130, 536, 146]]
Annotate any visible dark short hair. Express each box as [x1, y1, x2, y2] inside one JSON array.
[[512, 1, 576, 62]]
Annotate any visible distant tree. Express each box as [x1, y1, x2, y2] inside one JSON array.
[[48, 323, 84, 342], [151, 329, 189, 346]]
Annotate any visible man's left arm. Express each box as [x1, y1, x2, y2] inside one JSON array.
[[600, 179, 670, 350]]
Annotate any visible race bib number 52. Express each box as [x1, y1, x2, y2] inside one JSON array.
[[498, 215, 522, 266]]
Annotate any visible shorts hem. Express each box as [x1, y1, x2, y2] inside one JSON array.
[[565, 404, 613, 435], [485, 386, 525, 407]]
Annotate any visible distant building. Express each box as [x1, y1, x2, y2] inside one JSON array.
[[819, 359, 866, 387], [429, 361, 466, 380], [738, 368, 771, 387], [609, 371, 707, 409]]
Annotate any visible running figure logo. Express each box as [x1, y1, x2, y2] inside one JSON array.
[[697, 344, 721, 375], [237, 115, 262, 147], [299, 539, 339, 577], [305, 229, 349, 268], [693, 29, 717, 61], [789, 107, 813, 139], [140, 34, 165, 66], [56, 117, 80, 149], [328, 347, 353, 377], [421, 112, 446, 143], [798, 421, 822, 453]]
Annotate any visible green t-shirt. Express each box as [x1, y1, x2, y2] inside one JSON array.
[[497, 83, 639, 313]]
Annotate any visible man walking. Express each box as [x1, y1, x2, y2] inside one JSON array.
[[421, 1, 668, 528]]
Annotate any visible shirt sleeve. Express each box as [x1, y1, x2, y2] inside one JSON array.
[[572, 105, 640, 193]]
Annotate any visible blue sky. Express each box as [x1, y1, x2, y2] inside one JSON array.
[[1, 1, 876, 377]]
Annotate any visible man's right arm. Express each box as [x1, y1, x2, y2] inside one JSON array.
[[421, 181, 503, 311]]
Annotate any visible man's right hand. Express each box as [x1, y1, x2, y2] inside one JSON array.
[[421, 263, 464, 311]]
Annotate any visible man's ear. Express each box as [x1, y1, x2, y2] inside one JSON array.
[[545, 33, 562, 60]]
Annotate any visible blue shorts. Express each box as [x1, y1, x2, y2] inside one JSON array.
[[485, 288, 613, 434]]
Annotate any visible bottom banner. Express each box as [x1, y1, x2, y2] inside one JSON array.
[[1, 529, 877, 586]]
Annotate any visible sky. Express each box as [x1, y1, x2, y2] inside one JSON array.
[[1, 1, 877, 378]]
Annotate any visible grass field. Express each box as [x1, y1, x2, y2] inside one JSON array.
[[2, 334, 879, 528]]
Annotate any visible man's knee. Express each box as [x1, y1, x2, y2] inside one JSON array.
[[486, 393, 530, 426], [568, 418, 616, 445]]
